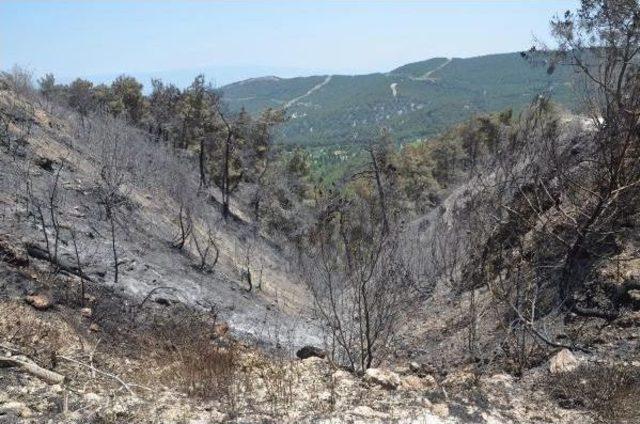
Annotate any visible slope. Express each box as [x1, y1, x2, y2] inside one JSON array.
[[0, 88, 321, 351]]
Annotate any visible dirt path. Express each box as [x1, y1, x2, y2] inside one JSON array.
[[411, 58, 452, 81], [283, 75, 332, 109]]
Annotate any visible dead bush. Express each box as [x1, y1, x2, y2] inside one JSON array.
[[544, 364, 640, 423], [135, 311, 238, 402]]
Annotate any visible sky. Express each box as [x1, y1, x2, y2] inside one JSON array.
[[1, 1, 580, 88]]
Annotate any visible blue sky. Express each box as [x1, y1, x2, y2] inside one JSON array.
[[1, 1, 579, 87]]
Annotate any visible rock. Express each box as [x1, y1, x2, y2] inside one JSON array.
[[317, 390, 333, 403], [0, 401, 33, 418], [409, 361, 422, 373], [89, 323, 100, 332], [394, 364, 411, 375], [549, 349, 578, 374], [84, 392, 103, 403], [80, 307, 92, 318], [401, 375, 425, 391], [628, 289, 640, 306], [401, 374, 437, 391], [49, 384, 64, 394], [485, 373, 514, 387], [364, 368, 401, 390], [432, 403, 450, 418], [25, 294, 52, 310], [332, 369, 351, 381], [213, 322, 230, 338], [296, 345, 326, 360], [351, 405, 389, 420], [442, 370, 475, 387], [331, 369, 355, 389], [301, 356, 325, 366]]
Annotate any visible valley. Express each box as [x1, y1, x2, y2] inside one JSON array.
[[2, 1, 640, 423]]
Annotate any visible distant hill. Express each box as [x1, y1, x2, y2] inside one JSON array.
[[221, 52, 576, 149]]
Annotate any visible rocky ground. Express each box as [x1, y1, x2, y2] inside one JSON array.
[[0, 238, 598, 423], [0, 298, 591, 424]]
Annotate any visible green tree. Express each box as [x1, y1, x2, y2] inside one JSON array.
[[37, 73, 57, 103], [149, 79, 182, 142], [110, 75, 145, 123], [67, 78, 95, 120]]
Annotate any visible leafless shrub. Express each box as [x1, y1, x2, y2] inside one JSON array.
[[0, 92, 35, 157], [190, 219, 220, 272], [28, 159, 66, 267], [172, 203, 193, 249], [303, 212, 417, 372], [259, 356, 300, 416], [0, 65, 35, 98]]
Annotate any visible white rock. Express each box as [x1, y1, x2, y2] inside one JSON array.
[[549, 349, 578, 374], [364, 368, 401, 389], [401, 375, 430, 391], [351, 405, 389, 419], [84, 392, 102, 403], [432, 403, 450, 418], [0, 401, 33, 418]]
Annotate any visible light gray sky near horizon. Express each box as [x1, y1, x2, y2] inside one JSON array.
[[1, 1, 580, 88]]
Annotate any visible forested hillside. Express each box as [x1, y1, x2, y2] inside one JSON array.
[[222, 52, 576, 149]]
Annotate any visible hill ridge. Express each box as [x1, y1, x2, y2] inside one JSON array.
[[221, 51, 575, 157]]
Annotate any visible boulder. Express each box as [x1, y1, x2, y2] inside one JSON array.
[[332, 369, 354, 386], [80, 307, 92, 318], [549, 349, 578, 374], [400, 375, 424, 390], [401, 374, 438, 391], [25, 294, 52, 310], [296, 345, 326, 360], [351, 405, 389, 420], [364, 368, 401, 389]]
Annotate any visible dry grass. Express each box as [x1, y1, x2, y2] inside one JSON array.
[[133, 311, 240, 403], [0, 300, 84, 366], [544, 363, 640, 424]]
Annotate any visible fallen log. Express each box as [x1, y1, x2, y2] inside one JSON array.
[[0, 355, 66, 384], [24, 242, 94, 283]]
